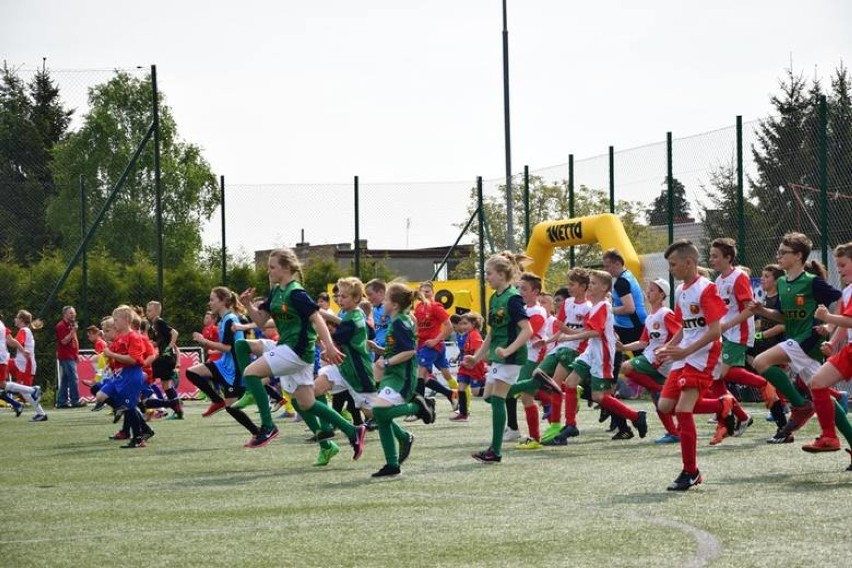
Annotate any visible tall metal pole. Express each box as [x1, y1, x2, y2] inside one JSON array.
[[667, 132, 674, 309], [354, 175, 361, 278], [736, 116, 745, 266], [523, 165, 530, 246], [80, 175, 88, 335], [151, 64, 164, 300], [220, 175, 227, 286], [608, 145, 615, 214], [569, 154, 575, 268], [819, 96, 829, 267], [477, 176, 487, 324], [502, 0, 514, 250]]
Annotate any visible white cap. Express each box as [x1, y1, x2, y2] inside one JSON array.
[[652, 278, 671, 298]]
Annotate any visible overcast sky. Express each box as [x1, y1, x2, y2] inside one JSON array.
[[4, 1, 851, 254]]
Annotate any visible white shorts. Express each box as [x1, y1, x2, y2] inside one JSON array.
[[778, 339, 822, 385], [259, 338, 276, 353], [318, 365, 374, 410], [376, 386, 405, 406], [263, 344, 313, 394], [485, 363, 522, 386]]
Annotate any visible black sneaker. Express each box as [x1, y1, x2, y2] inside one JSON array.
[[412, 394, 436, 424], [371, 464, 401, 481], [350, 424, 367, 460], [248, 425, 280, 448], [846, 449, 852, 472], [471, 448, 502, 463], [598, 408, 611, 423], [398, 433, 414, 464], [558, 424, 580, 438], [91, 400, 106, 412], [29, 413, 48, 422], [141, 429, 155, 442], [766, 428, 795, 444], [667, 470, 702, 491], [532, 368, 562, 394], [542, 435, 568, 446], [13, 405, 23, 418], [633, 411, 648, 439], [113, 406, 128, 424], [611, 428, 634, 440], [121, 437, 147, 449]]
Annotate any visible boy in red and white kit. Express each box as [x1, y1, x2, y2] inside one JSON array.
[[619, 279, 682, 444], [657, 240, 731, 491]]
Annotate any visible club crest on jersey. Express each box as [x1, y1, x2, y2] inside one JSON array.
[[280, 304, 288, 313], [795, 295, 805, 307], [576, 314, 584, 321], [652, 322, 660, 330], [689, 304, 700, 315], [492, 308, 505, 324]]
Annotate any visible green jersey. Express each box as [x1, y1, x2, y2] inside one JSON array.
[[260, 281, 317, 364], [380, 312, 417, 400], [778, 271, 841, 356], [333, 308, 375, 393], [488, 286, 528, 365]]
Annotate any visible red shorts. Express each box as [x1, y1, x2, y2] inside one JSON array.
[[661, 365, 714, 400], [0, 363, 7, 381], [828, 344, 852, 379], [9, 365, 33, 386]]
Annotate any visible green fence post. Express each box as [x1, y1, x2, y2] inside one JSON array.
[[220, 175, 226, 286], [524, 165, 530, 246], [477, 176, 487, 324], [736, 116, 745, 266], [354, 175, 360, 279], [79, 175, 88, 336], [667, 132, 674, 308], [569, 154, 575, 268], [819, 95, 829, 267], [609, 145, 615, 214]]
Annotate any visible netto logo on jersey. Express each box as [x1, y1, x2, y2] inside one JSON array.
[[546, 221, 583, 243], [781, 309, 808, 320], [682, 317, 707, 329]]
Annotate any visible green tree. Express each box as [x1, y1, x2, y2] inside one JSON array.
[[647, 177, 694, 225], [302, 258, 344, 299], [47, 71, 219, 268]]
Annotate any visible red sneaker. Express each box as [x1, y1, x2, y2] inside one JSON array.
[[109, 431, 130, 440], [709, 423, 728, 446], [201, 401, 227, 418], [802, 436, 841, 453]]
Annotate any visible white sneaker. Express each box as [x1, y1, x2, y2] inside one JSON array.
[[502, 428, 520, 442]]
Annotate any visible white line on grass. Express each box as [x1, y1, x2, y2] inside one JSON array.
[[641, 515, 722, 568]]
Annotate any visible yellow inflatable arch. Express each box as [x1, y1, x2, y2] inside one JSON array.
[[524, 213, 642, 281]]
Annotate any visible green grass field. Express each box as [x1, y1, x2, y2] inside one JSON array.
[[2, 398, 851, 568]]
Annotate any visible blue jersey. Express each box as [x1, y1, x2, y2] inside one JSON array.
[[215, 311, 244, 384], [613, 269, 647, 330], [373, 303, 390, 348]]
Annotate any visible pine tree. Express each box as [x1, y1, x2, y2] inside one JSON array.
[[647, 176, 693, 226]]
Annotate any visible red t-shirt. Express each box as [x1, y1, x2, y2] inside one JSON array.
[[414, 301, 449, 349], [460, 329, 487, 380], [202, 323, 221, 362], [108, 331, 147, 371], [93, 338, 107, 355], [55, 320, 79, 361]]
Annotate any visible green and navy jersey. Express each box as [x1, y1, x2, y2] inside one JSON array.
[[332, 308, 376, 393], [488, 286, 528, 364], [778, 271, 841, 355], [381, 312, 417, 400], [259, 281, 318, 364]]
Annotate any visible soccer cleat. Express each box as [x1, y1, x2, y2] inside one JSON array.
[[112, 406, 128, 424], [398, 433, 414, 464], [271, 399, 285, 413], [733, 415, 754, 437], [247, 425, 280, 449], [502, 428, 520, 442], [846, 449, 852, 471], [450, 392, 460, 413], [29, 413, 48, 422], [718, 395, 736, 436], [517, 437, 543, 450], [165, 412, 184, 420], [654, 432, 680, 444], [542, 435, 568, 446], [13, 405, 23, 418], [532, 368, 562, 394], [201, 401, 227, 418], [32, 386, 42, 402], [666, 470, 702, 491], [121, 437, 147, 449], [371, 464, 402, 480], [633, 411, 648, 439], [766, 428, 795, 444], [471, 448, 502, 463], [314, 441, 340, 466], [540, 422, 563, 443], [350, 424, 367, 460], [109, 431, 130, 440], [411, 394, 435, 424], [788, 401, 815, 430], [611, 428, 634, 440], [709, 424, 728, 446], [91, 400, 106, 412], [141, 429, 155, 442], [802, 436, 841, 453], [449, 412, 469, 422], [558, 424, 580, 438], [403, 415, 420, 423], [598, 408, 611, 423]]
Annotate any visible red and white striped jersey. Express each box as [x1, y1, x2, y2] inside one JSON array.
[[558, 298, 592, 352], [672, 276, 727, 374], [716, 267, 756, 347], [525, 303, 548, 362], [577, 300, 616, 379], [842, 285, 852, 344], [14, 327, 36, 374], [640, 307, 681, 366]]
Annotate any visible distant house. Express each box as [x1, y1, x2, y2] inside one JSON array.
[[255, 240, 474, 282]]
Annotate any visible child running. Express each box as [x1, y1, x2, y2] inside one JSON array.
[[463, 252, 533, 463], [451, 312, 487, 421], [0, 314, 47, 421], [10, 310, 40, 386]]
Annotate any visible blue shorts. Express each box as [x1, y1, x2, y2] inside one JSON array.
[[418, 346, 449, 371], [100, 366, 146, 408]]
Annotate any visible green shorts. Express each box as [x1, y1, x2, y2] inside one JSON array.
[[539, 347, 579, 376], [721, 339, 748, 368], [518, 360, 538, 382], [569, 360, 614, 392], [627, 355, 666, 384]]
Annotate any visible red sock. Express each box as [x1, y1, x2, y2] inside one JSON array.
[[693, 398, 722, 414], [812, 388, 838, 439], [625, 369, 662, 393], [828, 388, 842, 401], [676, 412, 698, 473], [564, 388, 578, 426], [707, 380, 728, 398], [657, 408, 678, 435], [724, 366, 767, 388], [600, 393, 639, 422], [549, 390, 563, 424], [524, 404, 541, 441]]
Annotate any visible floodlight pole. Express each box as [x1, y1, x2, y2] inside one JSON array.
[[502, 0, 514, 251]]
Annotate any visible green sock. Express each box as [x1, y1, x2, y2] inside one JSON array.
[[834, 400, 852, 447], [508, 379, 536, 398], [293, 399, 333, 449], [233, 340, 274, 428], [234, 339, 253, 372], [761, 366, 806, 407], [490, 395, 507, 455], [374, 407, 400, 466], [308, 397, 355, 438], [373, 402, 418, 421], [391, 421, 409, 443]]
